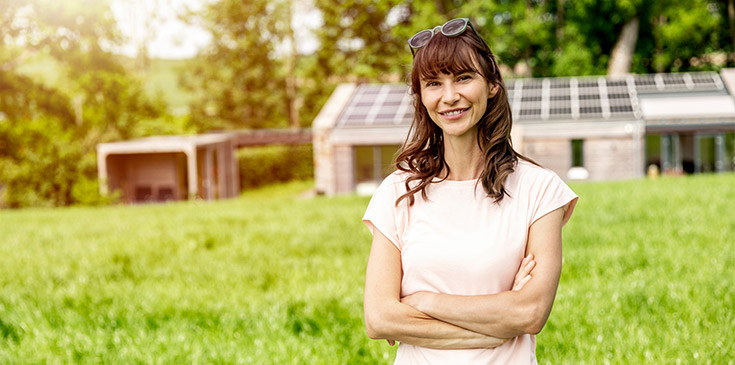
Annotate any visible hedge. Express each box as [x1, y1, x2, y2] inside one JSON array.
[[236, 144, 313, 190]]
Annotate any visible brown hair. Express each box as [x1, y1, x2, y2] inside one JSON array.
[[395, 25, 533, 206]]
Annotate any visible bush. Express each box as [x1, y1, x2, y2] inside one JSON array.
[[236, 144, 313, 190]]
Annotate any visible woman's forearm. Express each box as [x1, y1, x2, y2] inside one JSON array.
[[402, 208, 566, 338], [408, 290, 540, 338], [365, 227, 508, 349], [366, 298, 508, 349]]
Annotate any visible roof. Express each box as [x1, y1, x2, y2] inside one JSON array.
[[333, 71, 734, 129], [97, 134, 235, 155]]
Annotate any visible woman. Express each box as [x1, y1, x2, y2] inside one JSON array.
[[362, 18, 578, 364]]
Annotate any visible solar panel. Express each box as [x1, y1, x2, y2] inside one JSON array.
[[335, 71, 725, 128]]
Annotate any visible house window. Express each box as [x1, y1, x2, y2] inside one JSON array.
[[571, 139, 584, 167], [355, 145, 400, 183], [355, 146, 375, 183]]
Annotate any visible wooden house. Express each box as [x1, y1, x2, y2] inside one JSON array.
[[96, 134, 239, 203], [313, 71, 735, 195]]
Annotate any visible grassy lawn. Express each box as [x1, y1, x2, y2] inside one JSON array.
[[0, 175, 733, 363]]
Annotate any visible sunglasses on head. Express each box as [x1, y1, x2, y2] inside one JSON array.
[[407, 18, 484, 55]]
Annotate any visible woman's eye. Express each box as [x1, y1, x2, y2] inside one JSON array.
[[425, 81, 439, 87], [457, 74, 473, 82]]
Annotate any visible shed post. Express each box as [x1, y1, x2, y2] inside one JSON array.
[[633, 120, 645, 177], [229, 138, 239, 197], [216, 142, 227, 198], [204, 146, 215, 200], [97, 147, 109, 195], [185, 145, 198, 199], [715, 133, 726, 173]]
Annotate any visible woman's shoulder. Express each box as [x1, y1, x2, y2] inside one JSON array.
[[515, 159, 558, 177], [508, 159, 562, 188], [382, 169, 411, 185], [374, 170, 411, 195]]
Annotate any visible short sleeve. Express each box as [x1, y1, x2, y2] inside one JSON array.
[[529, 168, 578, 227], [362, 173, 404, 251]]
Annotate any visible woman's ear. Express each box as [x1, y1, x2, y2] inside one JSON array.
[[488, 83, 500, 98]]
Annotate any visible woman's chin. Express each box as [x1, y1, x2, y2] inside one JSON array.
[[441, 125, 478, 139]]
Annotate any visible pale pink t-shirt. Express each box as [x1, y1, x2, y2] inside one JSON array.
[[363, 160, 578, 365]]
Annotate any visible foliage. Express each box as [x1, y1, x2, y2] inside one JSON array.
[[182, 0, 735, 134], [0, 175, 734, 362], [5, 0, 735, 208], [310, 0, 407, 79], [180, 0, 295, 131], [237, 144, 313, 190], [0, 0, 166, 207], [389, 0, 732, 76]]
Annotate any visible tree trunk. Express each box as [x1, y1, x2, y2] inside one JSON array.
[[607, 17, 639, 77], [729, 0, 735, 66], [555, 0, 565, 52], [285, 2, 300, 129], [434, 0, 448, 17]]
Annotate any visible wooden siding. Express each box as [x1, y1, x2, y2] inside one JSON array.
[[523, 135, 643, 181], [334, 145, 354, 194]]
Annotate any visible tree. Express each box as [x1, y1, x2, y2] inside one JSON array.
[[0, 0, 163, 207], [181, 0, 296, 130]]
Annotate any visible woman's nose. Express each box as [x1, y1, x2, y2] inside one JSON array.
[[441, 83, 460, 104]]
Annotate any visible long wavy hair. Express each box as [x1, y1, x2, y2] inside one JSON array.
[[395, 25, 533, 206]]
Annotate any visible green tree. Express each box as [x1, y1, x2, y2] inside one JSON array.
[[181, 0, 295, 130], [0, 0, 163, 207]]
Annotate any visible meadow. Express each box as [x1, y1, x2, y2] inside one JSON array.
[[0, 174, 733, 363]]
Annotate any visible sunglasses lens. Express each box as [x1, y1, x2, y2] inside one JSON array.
[[442, 18, 467, 36], [409, 29, 435, 48]]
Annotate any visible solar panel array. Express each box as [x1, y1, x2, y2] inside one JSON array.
[[337, 84, 413, 127], [335, 72, 725, 127]]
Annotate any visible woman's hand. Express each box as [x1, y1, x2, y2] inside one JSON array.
[[365, 228, 509, 349], [512, 254, 535, 291], [402, 254, 536, 313], [390, 208, 566, 338], [401, 291, 432, 313]]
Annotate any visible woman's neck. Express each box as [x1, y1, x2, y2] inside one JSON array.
[[442, 130, 483, 181]]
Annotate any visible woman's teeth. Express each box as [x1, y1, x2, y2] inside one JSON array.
[[442, 108, 467, 116]]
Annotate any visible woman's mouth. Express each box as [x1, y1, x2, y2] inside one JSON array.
[[439, 107, 470, 119]]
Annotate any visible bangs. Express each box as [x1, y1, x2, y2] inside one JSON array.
[[413, 34, 483, 80]]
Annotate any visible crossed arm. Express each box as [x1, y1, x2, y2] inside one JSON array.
[[363, 207, 566, 348]]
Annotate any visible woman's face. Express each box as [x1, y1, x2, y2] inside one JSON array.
[[420, 69, 498, 138]]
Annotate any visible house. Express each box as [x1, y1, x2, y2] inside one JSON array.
[[313, 70, 735, 195], [96, 134, 239, 203], [96, 129, 312, 203]]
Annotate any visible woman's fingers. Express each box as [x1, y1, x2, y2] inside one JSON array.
[[516, 254, 534, 278], [512, 254, 535, 291], [513, 274, 531, 291]]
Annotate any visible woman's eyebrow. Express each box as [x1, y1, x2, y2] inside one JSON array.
[[455, 69, 477, 75]]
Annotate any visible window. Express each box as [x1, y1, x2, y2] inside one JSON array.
[[571, 139, 584, 167], [355, 145, 400, 183], [354, 146, 375, 183]]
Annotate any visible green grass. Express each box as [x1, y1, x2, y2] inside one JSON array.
[[0, 175, 734, 363]]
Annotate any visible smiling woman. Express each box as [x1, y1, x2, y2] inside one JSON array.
[[362, 18, 578, 364], [420, 71, 497, 139]]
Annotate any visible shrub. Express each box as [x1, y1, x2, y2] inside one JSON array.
[[236, 144, 313, 190]]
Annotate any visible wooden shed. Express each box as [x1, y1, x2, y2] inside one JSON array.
[[313, 71, 735, 195], [97, 134, 239, 203]]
